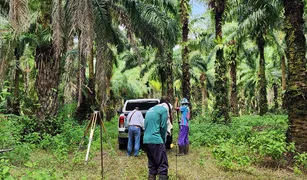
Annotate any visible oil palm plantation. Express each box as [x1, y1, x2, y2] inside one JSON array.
[[66, 0, 96, 120], [233, 0, 283, 115], [208, 0, 230, 123], [3, 0, 65, 124], [34, 0, 63, 123], [180, 0, 191, 102], [93, 0, 178, 121], [0, 0, 30, 115], [189, 51, 214, 115], [188, 13, 215, 115], [237, 44, 259, 114]]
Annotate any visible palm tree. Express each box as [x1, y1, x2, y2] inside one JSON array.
[[94, 0, 117, 121], [180, 0, 191, 103], [272, 31, 287, 109], [237, 44, 259, 114], [189, 51, 214, 115], [188, 13, 215, 114], [121, 45, 175, 100], [33, 0, 64, 123], [223, 21, 241, 117], [284, 0, 307, 152], [234, 0, 283, 115], [107, 0, 178, 102], [0, 0, 30, 115], [67, 0, 95, 120], [208, 0, 230, 123], [227, 39, 238, 116]]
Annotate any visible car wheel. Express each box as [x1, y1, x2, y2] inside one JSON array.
[[118, 137, 127, 150], [119, 143, 127, 150]]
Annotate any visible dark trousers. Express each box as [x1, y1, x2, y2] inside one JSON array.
[[145, 144, 168, 175]]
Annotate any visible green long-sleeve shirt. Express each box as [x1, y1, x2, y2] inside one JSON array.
[[143, 105, 168, 144]]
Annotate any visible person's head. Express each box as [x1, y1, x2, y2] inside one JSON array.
[[159, 96, 169, 104], [159, 96, 172, 121], [135, 107, 139, 110], [180, 98, 189, 105]]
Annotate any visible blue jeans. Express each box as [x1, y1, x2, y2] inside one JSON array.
[[127, 126, 141, 156]]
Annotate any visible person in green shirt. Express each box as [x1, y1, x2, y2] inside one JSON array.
[[143, 100, 169, 180]]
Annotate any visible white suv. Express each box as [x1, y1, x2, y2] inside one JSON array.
[[117, 98, 173, 149]]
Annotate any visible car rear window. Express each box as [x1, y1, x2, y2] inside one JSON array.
[[126, 101, 159, 111]]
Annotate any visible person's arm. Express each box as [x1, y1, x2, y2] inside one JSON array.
[[174, 97, 179, 110], [126, 111, 132, 125], [160, 110, 168, 144], [138, 111, 145, 129]]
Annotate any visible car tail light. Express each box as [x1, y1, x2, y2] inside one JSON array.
[[119, 115, 125, 128]]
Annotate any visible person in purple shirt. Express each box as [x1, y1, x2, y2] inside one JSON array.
[[175, 97, 190, 156]]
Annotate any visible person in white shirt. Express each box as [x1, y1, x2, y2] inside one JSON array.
[[157, 99, 173, 137], [127, 107, 144, 156]]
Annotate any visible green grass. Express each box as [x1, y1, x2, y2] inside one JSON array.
[[8, 146, 307, 180], [2, 114, 307, 179]]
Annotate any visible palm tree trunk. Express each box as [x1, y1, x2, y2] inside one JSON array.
[[88, 46, 95, 104], [281, 55, 287, 109], [213, 0, 230, 123], [12, 47, 21, 115], [63, 37, 77, 104], [96, 40, 113, 121], [273, 82, 278, 111], [200, 73, 207, 115], [75, 32, 88, 121], [229, 42, 238, 116], [257, 33, 268, 116], [160, 67, 166, 97], [35, 44, 60, 122], [25, 59, 29, 94], [75, 0, 95, 120], [35, 1, 60, 123], [180, 0, 191, 102], [165, 47, 174, 102], [281, 56, 286, 91], [77, 32, 86, 109], [284, 0, 307, 152]]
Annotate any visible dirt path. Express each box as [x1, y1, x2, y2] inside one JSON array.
[[11, 145, 307, 180], [85, 145, 306, 180]]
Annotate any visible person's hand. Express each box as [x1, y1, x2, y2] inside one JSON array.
[[175, 97, 179, 101]]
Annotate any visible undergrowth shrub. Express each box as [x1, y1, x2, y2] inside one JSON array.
[[248, 130, 286, 160], [294, 152, 307, 174], [5, 143, 32, 165], [22, 161, 64, 179], [190, 114, 290, 170], [1, 115, 32, 165], [0, 159, 14, 180], [212, 140, 252, 170], [190, 116, 230, 147]]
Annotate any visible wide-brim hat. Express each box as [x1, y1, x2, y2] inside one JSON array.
[[180, 98, 189, 104]]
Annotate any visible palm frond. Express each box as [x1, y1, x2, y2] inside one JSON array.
[[236, 0, 283, 39], [9, 0, 30, 36], [190, 52, 207, 71], [0, 0, 9, 16], [120, 50, 138, 73], [52, 0, 64, 59]]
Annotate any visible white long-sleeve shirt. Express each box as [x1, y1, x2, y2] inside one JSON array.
[[157, 103, 173, 135], [127, 110, 144, 129]]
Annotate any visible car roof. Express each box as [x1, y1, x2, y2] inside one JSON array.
[[125, 98, 159, 103]]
